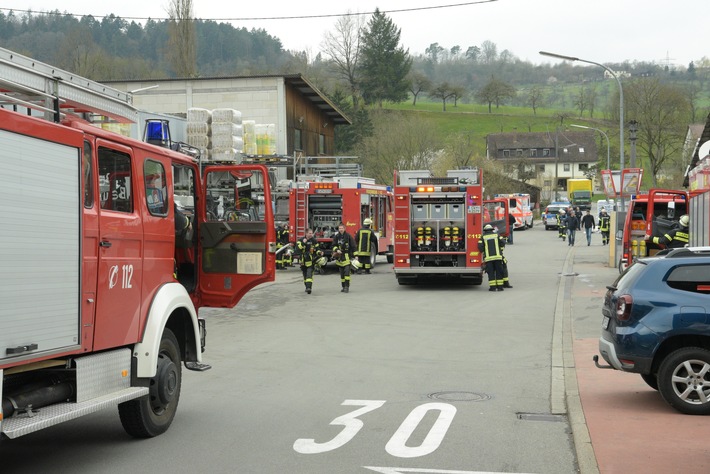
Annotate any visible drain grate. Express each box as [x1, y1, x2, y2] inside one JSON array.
[[517, 412, 567, 422], [428, 391, 491, 402]]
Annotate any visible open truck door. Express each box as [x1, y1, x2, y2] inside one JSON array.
[[646, 189, 689, 240], [197, 165, 276, 308]]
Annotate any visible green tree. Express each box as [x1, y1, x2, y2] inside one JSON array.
[[331, 89, 373, 154], [625, 77, 691, 186], [358, 9, 412, 107], [475, 77, 516, 113], [429, 82, 456, 111]]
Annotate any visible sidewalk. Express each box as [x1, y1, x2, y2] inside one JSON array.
[[565, 242, 710, 473]]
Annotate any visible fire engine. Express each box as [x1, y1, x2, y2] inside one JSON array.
[[617, 189, 688, 273], [392, 169, 484, 285], [494, 193, 533, 230], [483, 197, 511, 239], [0, 48, 276, 440], [289, 175, 394, 264]]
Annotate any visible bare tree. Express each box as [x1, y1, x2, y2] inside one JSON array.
[[450, 85, 467, 107], [525, 85, 545, 115], [574, 88, 587, 117], [57, 26, 105, 78], [625, 77, 691, 186], [441, 131, 476, 170], [475, 77, 516, 113], [166, 0, 196, 78], [357, 110, 441, 184], [407, 71, 431, 106], [429, 82, 456, 111], [322, 13, 363, 110], [480, 40, 498, 64]]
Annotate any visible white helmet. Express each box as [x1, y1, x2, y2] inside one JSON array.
[[679, 214, 689, 227], [315, 256, 327, 267], [560, 209, 566, 214], [483, 224, 494, 231], [363, 218, 373, 226], [351, 257, 361, 270]]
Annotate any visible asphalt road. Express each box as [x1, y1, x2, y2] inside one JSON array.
[[1, 225, 585, 474]]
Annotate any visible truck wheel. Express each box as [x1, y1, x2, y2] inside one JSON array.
[[658, 347, 710, 415], [370, 247, 378, 268], [119, 328, 182, 438], [386, 246, 394, 264]]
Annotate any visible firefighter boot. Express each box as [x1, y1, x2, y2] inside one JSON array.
[[503, 282, 513, 289]]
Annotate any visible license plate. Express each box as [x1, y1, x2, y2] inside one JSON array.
[[602, 316, 610, 330]]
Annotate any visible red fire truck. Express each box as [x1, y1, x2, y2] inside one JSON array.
[[617, 189, 689, 273], [0, 53, 276, 440], [289, 176, 394, 264], [392, 169, 485, 285]]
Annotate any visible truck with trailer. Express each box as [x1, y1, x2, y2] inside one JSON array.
[[566, 178, 593, 211], [392, 169, 484, 286], [494, 193, 533, 230], [0, 48, 276, 440]]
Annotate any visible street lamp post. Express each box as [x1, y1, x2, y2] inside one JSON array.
[[539, 51, 625, 212], [571, 124, 610, 170]]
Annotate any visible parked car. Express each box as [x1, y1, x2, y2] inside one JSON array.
[[543, 202, 569, 230], [596, 247, 710, 415]]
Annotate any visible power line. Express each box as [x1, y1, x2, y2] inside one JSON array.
[[0, 1, 497, 22]]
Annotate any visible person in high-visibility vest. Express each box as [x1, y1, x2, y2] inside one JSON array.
[[297, 228, 322, 294], [599, 209, 611, 245], [557, 209, 567, 241], [275, 223, 291, 270], [332, 223, 356, 293], [649, 214, 690, 248], [478, 224, 506, 291], [354, 218, 378, 274]]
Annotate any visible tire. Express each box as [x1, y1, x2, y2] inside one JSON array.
[[370, 247, 378, 268], [657, 347, 710, 415], [641, 373, 659, 391], [119, 328, 182, 437], [386, 246, 394, 264]]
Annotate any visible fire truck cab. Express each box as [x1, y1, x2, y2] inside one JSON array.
[[0, 49, 276, 441], [494, 193, 533, 230], [393, 169, 484, 285]]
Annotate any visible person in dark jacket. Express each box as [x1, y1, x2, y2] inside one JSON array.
[[332, 223, 356, 293], [566, 210, 581, 246], [557, 209, 567, 241], [478, 224, 506, 291], [599, 209, 611, 245], [650, 214, 690, 248], [354, 218, 378, 274], [507, 213, 516, 244], [581, 210, 596, 246], [297, 228, 321, 294]]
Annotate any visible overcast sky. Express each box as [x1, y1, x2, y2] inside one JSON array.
[[2, 0, 706, 68]]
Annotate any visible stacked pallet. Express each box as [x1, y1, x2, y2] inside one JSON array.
[[211, 108, 243, 162], [187, 108, 212, 160]]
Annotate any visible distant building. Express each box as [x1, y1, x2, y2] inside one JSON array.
[[485, 130, 598, 202]]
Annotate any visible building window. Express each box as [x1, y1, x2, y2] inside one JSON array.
[[563, 163, 570, 172], [503, 149, 510, 157], [294, 129, 303, 151], [319, 134, 325, 155], [516, 149, 523, 157], [538, 164, 545, 172], [579, 163, 589, 171], [543, 148, 550, 157], [579, 147, 585, 153], [530, 149, 537, 157]]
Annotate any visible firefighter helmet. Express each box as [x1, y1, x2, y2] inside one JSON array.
[[363, 218, 373, 226], [316, 256, 327, 267], [351, 257, 362, 270], [679, 214, 689, 227], [483, 224, 494, 231], [559, 209, 566, 214]]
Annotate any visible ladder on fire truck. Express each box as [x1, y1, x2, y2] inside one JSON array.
[[0, 46, 138, 123]]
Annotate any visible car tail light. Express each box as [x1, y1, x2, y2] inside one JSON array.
[[616, 294, 633, 321]]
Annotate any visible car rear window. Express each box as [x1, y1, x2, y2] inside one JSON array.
[[612, 260, 647, 290], [667, 264, 710, 294]]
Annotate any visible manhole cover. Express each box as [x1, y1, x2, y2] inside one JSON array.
[[428, 391, 491, 402]]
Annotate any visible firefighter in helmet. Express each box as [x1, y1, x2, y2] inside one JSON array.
[[332, 222, 356, 293], [649, 214, 690, 248], [354, 217, 378, 274], [478, 224, 506, 291], [557, 209, 567, 240], [598, 209, 611, 245], [296, 228, 322, 294], [275, 223, 291, 270]]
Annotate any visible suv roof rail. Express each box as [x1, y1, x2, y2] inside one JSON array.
[[665, 247, 710, 258]]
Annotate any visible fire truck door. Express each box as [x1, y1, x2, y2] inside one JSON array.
[[198, 165, 275, 308], [95, 143, 144, 349]]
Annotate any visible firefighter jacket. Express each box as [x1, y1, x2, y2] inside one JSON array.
[[297, 236, 320, 267], [276, 226, 290, 245], [354, 227, 378, 257], [599, 215, 610, 232], [478, 231, 505, 262], [652, 226, 689, 248], [332, 231, 355, 266], [557, 214, 566, 229]]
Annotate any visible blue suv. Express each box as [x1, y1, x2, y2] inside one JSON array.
[[596, 247, 710, 415]]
